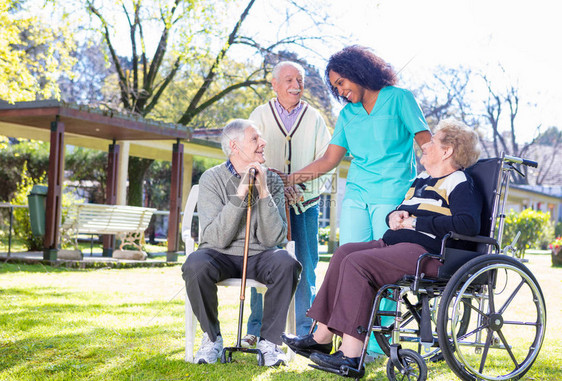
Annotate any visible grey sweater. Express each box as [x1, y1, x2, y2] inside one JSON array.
[[197, 163, 288, 256]]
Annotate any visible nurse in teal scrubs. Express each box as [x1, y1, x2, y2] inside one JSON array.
[[286, 45, 431, 355]]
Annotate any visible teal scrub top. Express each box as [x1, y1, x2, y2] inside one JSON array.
[[331, 86, 429, 204]]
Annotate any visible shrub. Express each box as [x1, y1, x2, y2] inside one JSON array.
[[503, 208, 551, 258], [318, 226, 330, 245], [555, 221, 562, 238], [538, 219, 555, 250], [318, 225, 339, 245]]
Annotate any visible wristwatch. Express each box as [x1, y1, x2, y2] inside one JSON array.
[[411, 217, 417, 230]]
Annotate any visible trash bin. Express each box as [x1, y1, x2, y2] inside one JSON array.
[[28, 185, 48, 236]]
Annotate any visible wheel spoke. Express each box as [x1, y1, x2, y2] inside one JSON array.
[[497, 328, 520, 367], [465, 297, 485, 317], [478, 328, 494, 374], [498, 278, 525, 315], [456, 323, 487, 342], [487, 276, 496, 314], [503, 320, 538, 326]]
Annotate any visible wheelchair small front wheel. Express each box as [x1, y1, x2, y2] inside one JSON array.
[[386, 348, 427, 381]]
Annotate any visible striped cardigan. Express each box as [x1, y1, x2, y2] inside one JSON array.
[[249, 99, 333, 214]]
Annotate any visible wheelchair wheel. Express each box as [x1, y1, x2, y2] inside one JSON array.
[[437, 255, 546, 380], [386, 348, 427, 381]]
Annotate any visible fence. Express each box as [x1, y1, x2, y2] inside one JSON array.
[[0, 203, 28, 257]]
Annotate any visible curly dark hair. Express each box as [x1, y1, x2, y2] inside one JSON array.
[[325, 45, 397, 103]]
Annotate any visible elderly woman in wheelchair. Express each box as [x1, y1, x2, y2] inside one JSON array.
[[283, 118, 483, 376], [284, 118, 547, 381]]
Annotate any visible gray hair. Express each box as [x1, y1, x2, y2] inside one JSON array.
[[272, 61, 305, 81], [435, 118, 482, 169], [221, 119, 255, 157]]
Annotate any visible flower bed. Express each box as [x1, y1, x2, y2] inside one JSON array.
[[549, 237, 562, 266]]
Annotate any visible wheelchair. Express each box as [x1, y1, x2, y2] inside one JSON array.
[[316, 154, 547, 381]]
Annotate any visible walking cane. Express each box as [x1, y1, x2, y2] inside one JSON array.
[[221, 167, 266, 365]]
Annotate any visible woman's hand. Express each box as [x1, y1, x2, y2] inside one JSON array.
[[388, 210, 410, 230]]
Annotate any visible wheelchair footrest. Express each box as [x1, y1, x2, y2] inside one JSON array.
[[429, 351, 445, 363], [309, 364, 365, 378]]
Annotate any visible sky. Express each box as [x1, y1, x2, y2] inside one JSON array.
[[37, 0, 561, 144], [316, 0, 562, 143]]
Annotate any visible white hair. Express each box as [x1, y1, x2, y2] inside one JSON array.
[[221, 119, 255, 157], [272, 61, 305, 81]]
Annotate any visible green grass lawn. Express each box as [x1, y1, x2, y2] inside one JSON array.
[[0, 253, 560, 380]]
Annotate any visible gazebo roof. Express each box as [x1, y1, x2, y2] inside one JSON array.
[[0, 100, 191, 141]]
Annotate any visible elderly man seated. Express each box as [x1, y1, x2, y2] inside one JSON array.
[[181, 119, 302, 366]]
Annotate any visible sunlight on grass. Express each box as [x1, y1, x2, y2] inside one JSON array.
[[0, 254, 560, 380]]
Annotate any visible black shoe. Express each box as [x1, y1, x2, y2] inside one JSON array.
[[309, 350, 365, 377], [281, 333, 332, 358]]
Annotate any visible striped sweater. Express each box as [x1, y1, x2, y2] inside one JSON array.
[[383, 170, 482, 253]]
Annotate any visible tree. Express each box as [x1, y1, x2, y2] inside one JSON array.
[[80, 0, 338, 205], [0, 0, 76, 102], [410, 66, 477, 128], [58, 41, 114, 106], [480, 71, 541, 184], [532, 126, 562, 185], [410, 65, 561, 186]]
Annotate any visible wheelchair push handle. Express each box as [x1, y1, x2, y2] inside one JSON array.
[[503, 154, 538, 168]]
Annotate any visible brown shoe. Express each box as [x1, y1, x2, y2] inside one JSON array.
[[241, 334, 258, 348]]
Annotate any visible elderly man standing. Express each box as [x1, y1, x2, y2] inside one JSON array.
[[181, 119, 302, 366], [241, 61, 332, 345]]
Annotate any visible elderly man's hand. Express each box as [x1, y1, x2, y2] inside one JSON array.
[[237, 163, 270, 199], [284, 185, 304, 205]]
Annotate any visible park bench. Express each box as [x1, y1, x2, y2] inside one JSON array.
[[60, 203, 156, 260]]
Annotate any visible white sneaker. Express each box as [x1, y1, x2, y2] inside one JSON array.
[[257, 338, 287, 367], [194, 332, 223, 364], [241, 334, 258, 349]]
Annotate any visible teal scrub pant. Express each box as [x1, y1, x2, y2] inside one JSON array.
[[339, 198, 397, 244], [339, 198, 398, 355]]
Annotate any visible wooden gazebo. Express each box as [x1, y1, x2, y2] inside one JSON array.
[[0, 100, 224, 260]]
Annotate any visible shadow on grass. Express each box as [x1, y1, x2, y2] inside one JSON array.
[[0, 262, 79, 274], [111, 354, 282, 381]]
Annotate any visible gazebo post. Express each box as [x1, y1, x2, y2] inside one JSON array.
[[167, 140, 183, 261], [102, 141, 119, 257], [43, 120, 65, 260]]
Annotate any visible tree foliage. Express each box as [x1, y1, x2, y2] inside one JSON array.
[[65, 147, 108, 204], [0, 137, 50, 202], [75, 0, 338, 205], [0, 0, 76, 102]]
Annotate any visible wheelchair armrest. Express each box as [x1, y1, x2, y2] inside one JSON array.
[[447, 232, 498, 245], [440, 232, 499, 260]]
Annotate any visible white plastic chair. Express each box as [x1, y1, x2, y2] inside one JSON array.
[[182, 184, 296, 362]]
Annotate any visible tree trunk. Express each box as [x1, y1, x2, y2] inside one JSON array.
[[127, 157, 154, 206]]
